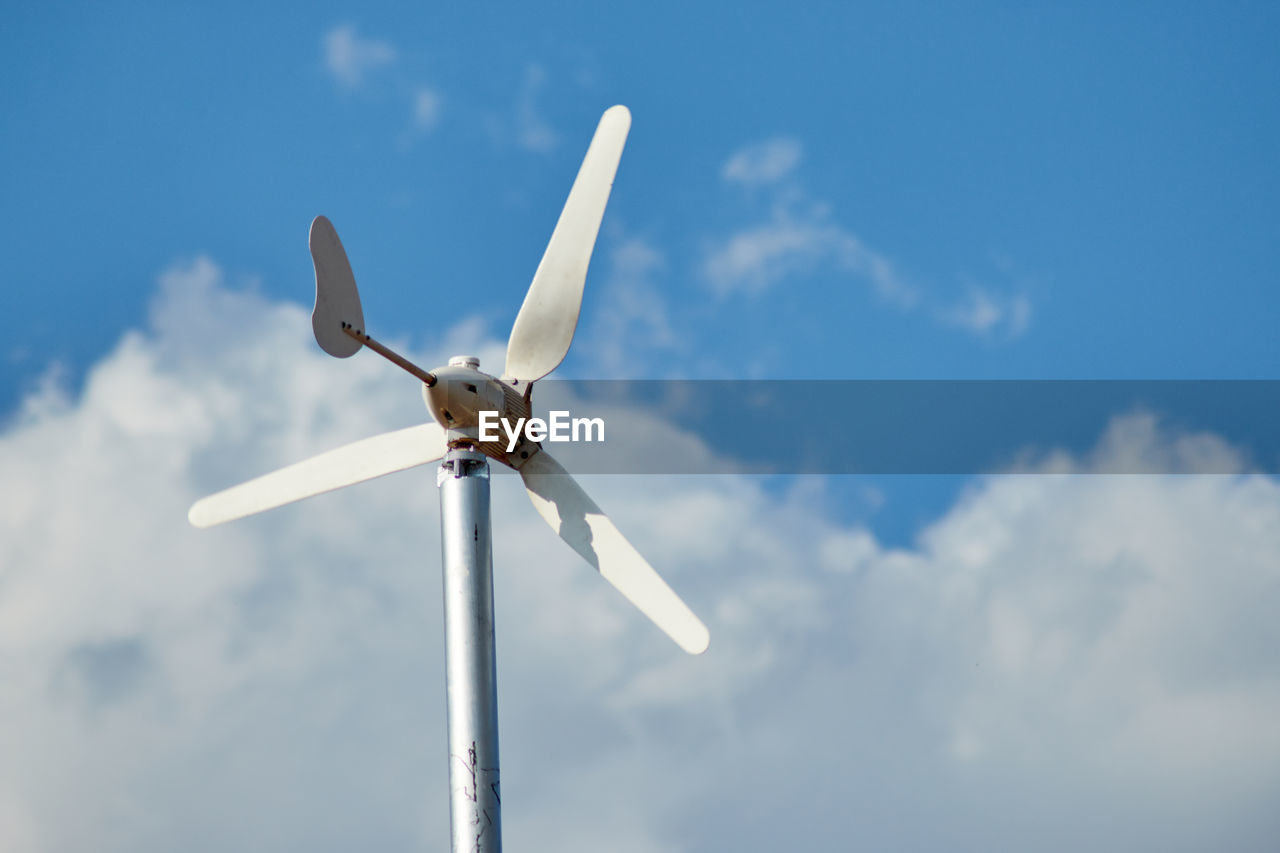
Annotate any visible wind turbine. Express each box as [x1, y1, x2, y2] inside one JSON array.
[[188, 105, 708, 852]]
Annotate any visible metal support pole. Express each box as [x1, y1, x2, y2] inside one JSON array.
[[437, 447, 502, 853]]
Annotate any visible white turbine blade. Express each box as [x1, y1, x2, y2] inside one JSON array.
[[310, 215, 365, 358], [189, 423, 447, 528], [519, 449, 709, 655], [504, 105, 631, 384]]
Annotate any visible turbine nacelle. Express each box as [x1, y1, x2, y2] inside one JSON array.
[[422, 357, 542, 469]]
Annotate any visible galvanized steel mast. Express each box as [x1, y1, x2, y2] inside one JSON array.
[[437, 446, 502, 852]]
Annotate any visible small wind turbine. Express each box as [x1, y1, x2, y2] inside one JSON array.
[[188, 105, 708, 852]]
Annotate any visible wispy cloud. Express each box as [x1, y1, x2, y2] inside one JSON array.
[[706, 138, 1034, 339], [581, 236, 680, 377], [516, 64, 557, 152], [322, 27, 446, 147], [705, 212, 917, 307], [323, 24, 396, 89], [412, 86, 443, 131], [942, 286, 1033, 338], [721, 137, 802, 187]]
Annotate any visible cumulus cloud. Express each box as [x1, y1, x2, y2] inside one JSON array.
[[2, 261, 1278, 851], [324, 24, 396, 89]]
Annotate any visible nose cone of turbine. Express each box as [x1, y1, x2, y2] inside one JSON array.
[[422, 362, 500, 431]]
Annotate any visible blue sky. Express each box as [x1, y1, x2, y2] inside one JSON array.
[[3, 4, 1280, 851], [6, 1, 1279, 407]]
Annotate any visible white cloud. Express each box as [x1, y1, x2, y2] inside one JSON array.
[[942, 286, 1033, 338], [516, 64, 557, 152], [323, 24, 396, 89], [2, 262, 1279, 851], [721, 137, 802, 187], [578, 236, 681, 377], [412, 86, 443, 130], [708, 139, 1033, 339], [704, 214, 917, 306]]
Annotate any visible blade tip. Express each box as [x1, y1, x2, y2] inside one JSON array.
[[187, 502, 212, 528], [681, 626, 711, 655]]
